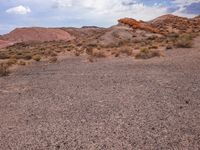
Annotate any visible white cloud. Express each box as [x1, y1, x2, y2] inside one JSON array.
[[172, 0, 200, 17], [52, 0, 168, 21], [53, 0, 72, 8], [6, 5, 31, 15], [173, 0, 200, 6]]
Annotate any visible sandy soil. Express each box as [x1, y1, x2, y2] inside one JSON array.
[[0, 37, 200, 149]]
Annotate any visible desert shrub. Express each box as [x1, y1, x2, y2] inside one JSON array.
[[93, 50, 107, 58], [9, 54, 17, 59], [77, 43, 82, 47], [44, 50, 53, 56], [6, 59, 17, 66], [118, 40, 127, 47], [0, 63, 9, 76], [55, 50, 62, 53], [75, 51, 80, 56], [87, 56, 94, 62], [86, 47, 93, 56], [14, 53, 32, 60], [175, 34, 193, 48], [87, 43, 98, 48], [140, 48, 149, 53], [120, 48, 133, 56], [168, 33, 179, 38], [147, 35, 157, 40], [23, 54, 32, 60], [17, 52, 22, 55], [32, 55, 41, 61], [49, 57, 57, 63], [63, 45, 68, 48], [68, 44, 75, 49], [135, 48, 162, 59], [18, 61, 26, 66], [190, 32, 199, 38], [149, 45, 158, 49], [0, 53, 10, 59], [166, 45, 173, 50], [50, 52, 58, 57], [115, 52, 120, 57]]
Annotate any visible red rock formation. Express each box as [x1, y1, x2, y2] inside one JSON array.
[[118, 18, 161, 34]]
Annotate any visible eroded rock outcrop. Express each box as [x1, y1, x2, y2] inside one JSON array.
[[118, 18, 161, 34]]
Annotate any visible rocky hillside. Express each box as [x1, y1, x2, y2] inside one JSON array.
[[149, 14, 200, 34], [0, 14, 200, 50], [1, 14, 200, 69]]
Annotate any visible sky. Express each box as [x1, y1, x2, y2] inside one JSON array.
[[0, 0, 200, 34]]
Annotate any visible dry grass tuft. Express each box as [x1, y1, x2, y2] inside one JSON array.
[[92, 50, 107, 58], [166, 45, 173, 50], [0, 63, 9, 76], [114, 52, 120, 57], [18, 61, 26, 66], [175, 34, 193, 48], [119, 48, 133, 56], [86, 47, 94, 56], [6, 59, 17, 66], [149, 45, 158, 49], [75, 51, 80, 56], [0, 53, 10, 59], [49, 57, 57, 63], [32, 55, 41, 61], [135, 48, 162, 59], [87, 56, 94, 63]]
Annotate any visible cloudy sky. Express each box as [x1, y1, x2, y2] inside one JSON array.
[[0, 0, 200, 34]]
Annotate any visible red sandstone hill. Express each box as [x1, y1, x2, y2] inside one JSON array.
[[1, 27, 75, 43]]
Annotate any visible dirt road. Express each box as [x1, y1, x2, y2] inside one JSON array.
[[0, 37, 200, 149]]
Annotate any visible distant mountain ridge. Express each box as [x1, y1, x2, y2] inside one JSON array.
[[0, 14, 200, 48]]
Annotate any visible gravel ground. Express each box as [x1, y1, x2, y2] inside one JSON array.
[[0, 37, 200, 150]]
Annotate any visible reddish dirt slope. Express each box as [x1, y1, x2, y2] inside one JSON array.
[[2, 27, 75, 43], [194, 15, 200, 19], [0, 39, 13, 48], [118, 18, 161, 34]]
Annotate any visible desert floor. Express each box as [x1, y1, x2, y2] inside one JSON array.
[[0, 37, 200, 149]]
